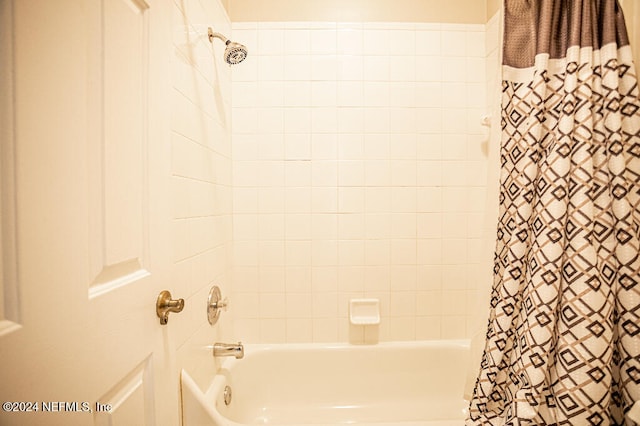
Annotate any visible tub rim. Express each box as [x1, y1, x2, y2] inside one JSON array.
[[182, 339, 472, 426]]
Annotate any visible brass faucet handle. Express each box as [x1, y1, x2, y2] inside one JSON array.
[[156, 290, 185, 325]]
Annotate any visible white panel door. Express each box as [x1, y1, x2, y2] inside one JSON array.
[[0, 0, 178, 425]]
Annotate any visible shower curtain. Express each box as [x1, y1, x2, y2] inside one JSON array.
[[467, 1, 640, 425]]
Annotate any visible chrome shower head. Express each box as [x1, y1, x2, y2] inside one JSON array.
[[208, 27, 248, 65], [223, 41, 248, 65]]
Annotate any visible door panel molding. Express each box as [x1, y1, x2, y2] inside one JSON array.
[[93, 355, 156, 426], [87, 0, 151, 298]]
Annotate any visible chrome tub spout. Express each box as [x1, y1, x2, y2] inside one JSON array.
[[213, 342, 244, 359]]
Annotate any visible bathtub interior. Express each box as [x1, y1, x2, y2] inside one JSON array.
[[182, 340, 471, 426]]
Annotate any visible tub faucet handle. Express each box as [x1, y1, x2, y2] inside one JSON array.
[[216, 296, 229, 311], [207, 285, 228, 325]]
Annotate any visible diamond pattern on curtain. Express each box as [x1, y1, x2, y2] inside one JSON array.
[[467, 1, 640, 425]]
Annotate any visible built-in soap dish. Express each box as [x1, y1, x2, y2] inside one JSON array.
[[349, 299, 380, 325]]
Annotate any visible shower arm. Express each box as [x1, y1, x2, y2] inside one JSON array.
[[208, 28, 229, 45]]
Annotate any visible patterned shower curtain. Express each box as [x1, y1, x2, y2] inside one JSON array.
[[467, 1, 640, 425]]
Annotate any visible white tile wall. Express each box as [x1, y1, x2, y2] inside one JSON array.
[[232, 21, 495, 343], [171, 0, 234, 383]]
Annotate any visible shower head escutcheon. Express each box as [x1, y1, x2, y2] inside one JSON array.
[[208, 27, 248, 65]]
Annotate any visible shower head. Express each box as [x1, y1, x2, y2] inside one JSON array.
[[223, 41, 248, 65], [208, 27, 248, 65]]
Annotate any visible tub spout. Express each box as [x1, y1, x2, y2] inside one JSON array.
[[213, 342, 244, 359]]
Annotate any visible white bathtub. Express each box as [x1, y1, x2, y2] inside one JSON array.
[[182, 340, 470, 426]]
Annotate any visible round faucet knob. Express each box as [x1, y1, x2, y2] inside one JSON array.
[[207, 286, 228, 325]]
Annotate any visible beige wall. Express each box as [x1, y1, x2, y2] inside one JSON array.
[[228, 0, 487, 24], [486, 0, 500, 20]]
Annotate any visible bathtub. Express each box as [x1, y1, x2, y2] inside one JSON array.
[[182, 340, 470, 426]]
